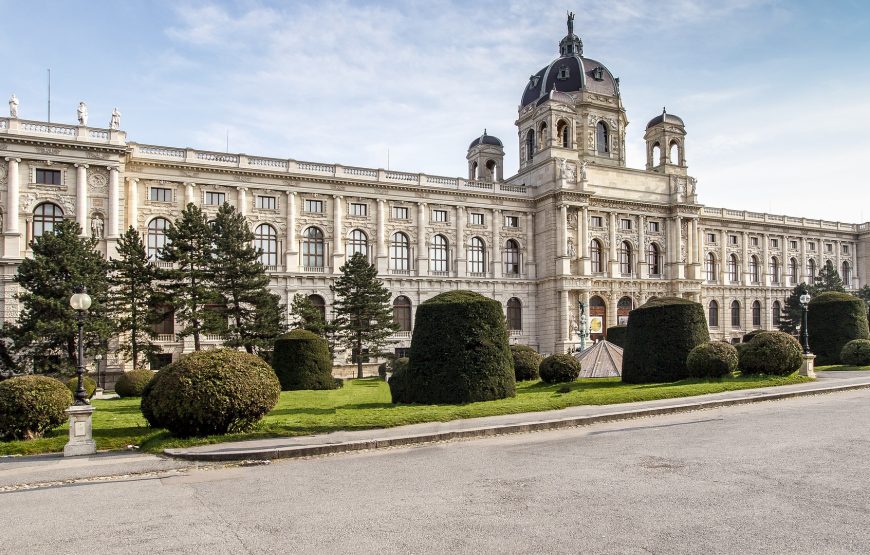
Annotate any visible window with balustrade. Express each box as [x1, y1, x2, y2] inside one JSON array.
[[146, 217, 170, 260], [33, 202, 64, 238], [468, 237, 486, 274], [729, 254, 740, 282], [705, 253, 717, 282], [591, 239, 604, 273], [393, 296, 412, 332], [429, 234, 449, 272], [254, 224, 278, 267], [346, 229, 368, 260], [772, 301, 782, 327], [389, 232, 410, 271], [504, 239, 520, 275], [618, 241, 632, 274], [752, 301, 761, 327], [507, 298, 522, 331], [731, 300, 741, 328], [789, 258, 798, 284], [302, 227, 325, 268], [749, 256, 760, 283], [769, 257, 780, 284], [647, 243, 661, 275], [708, 300, 719, 328]]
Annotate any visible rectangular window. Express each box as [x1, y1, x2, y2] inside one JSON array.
[[707, 233, 717, 244], [470, 213, 484, 226], [843, 244, 849, 254], [35, 169, 62, 186], [392, 206, 409, 220], [204, 192, 225, 206], [808, 241, 816, 251], [620, 218, 632, 230], [751, 237, 759, 247], [648, 221, 660, 232], [432, 209, 448, 223], [790, 240, 798, 250], [826, 243, 833, 253], [150, 187, 172, 203], [591, 216, 603, 227], [504, 215, 519, 228], [256, 196, 276, 210], [729, 235, 738, 245], [349, 202, 367, 217], [770, 239, 779, 248], [304, 199, 324, 213]]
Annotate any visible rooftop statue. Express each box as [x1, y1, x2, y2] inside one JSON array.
[[77, 101, 88, 126], [9, 94, 18, 118]]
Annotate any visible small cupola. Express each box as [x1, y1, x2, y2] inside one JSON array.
[[644, 107, 687, 175], [467, 129, 505, 182]]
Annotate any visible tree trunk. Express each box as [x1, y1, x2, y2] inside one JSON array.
[[356, 337, 363, 379]]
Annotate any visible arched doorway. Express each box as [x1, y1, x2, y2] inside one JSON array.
[[589, 295, 606, 342], [616, 296, 634, 327]]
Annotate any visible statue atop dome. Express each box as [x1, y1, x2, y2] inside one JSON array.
[[567, 11, 575, 35]]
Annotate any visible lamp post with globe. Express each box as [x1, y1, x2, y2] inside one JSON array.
[[799, 292, 816, 378], [64, 286, 97, 456]]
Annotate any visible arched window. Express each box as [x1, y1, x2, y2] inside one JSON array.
[[538, 122, 548, 149], [302, 227, 325, 269], [254, 224, 278, 267], [33, 202, 64, 238], [308, 294, 326, 321], [842, 261, 852, 287], [731, 300, 741, 328], [705, 253, 717, 282], [470, 161, 478, 180], [146, 217, 170, 260], [647, 243, 661, 275], [429, 234, 449, 273], [651, 142, 661, 166], [389, 232, 410, 271], [618, 241, 632, 275], [772, 301, 782, 327], [807, 258, 816, 281], [556, 120, 569, 148], [504, 239, 520, 275], [393, 296, 412, 332], [708, 300, 719, 328], [669, 141, 680, 164], [788, 258, 798, 285], [769, 257, 780, 284], [728, 254, 740, 283], [596, 121, 609, 154], [346, 229, 368, 260], [506, 298, 522, 331], [485, 159, 496, 181], [525, 130, 535, 162], [591, 239, 604, 273], [752, 300, 762, 327], [749, 255, 760, 283], [468, 237, 486, 274]]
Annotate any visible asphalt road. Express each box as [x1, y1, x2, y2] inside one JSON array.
[[3, 390, 870, 554]]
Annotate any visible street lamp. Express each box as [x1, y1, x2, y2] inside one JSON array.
[[69, 287, 92, 406], [799, 292, 812, 355]]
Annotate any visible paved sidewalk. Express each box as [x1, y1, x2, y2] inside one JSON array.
[[164, 370, 870, 462]]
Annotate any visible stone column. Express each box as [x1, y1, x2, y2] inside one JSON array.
[[720, 229, 728, 283], [762, 233, 770, 286], [834, 240, 841, 281], [742, 231, 749, 284], [285, 191, 297, 272], [376, 199, 387, 273], [560, 289, 571, 348], [559, 204, 569, 257], [75, 164, 88, 236], [185, 182, 195, 206], [526, 211, 536, 279], [416, 202, 427, 276], [332, 195, 343, 273], [126, 178, 139, 232], [456, 205, 466, 277], [637, 214, 646, 278], [800, 236, 808, 283], [492, 208, 501, 278], [608, 212, 618, 276], [107, 167, 120, 238], [4, 157, 21, 258], [578, 206, 589, 275], [237, 187, 248, 217]]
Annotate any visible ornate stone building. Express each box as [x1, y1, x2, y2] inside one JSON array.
[[1, 15, 867, 373]]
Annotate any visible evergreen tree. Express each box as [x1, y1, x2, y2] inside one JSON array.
[[160, 203, 220, 351], [8, 220, 113, 372], [108, 227, 161, 370], [210, 203, 285, 354], [812, 261, 845, 293], [330, 253, 399, 378], [856, 285, 870, 321], [289, 293, 328, 335], [779, 282, 810, 336]]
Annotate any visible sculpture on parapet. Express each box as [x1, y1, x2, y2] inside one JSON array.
[[77, 102, 88, 126], [9, 94, 18, 118], [110, 107, 121, 130]]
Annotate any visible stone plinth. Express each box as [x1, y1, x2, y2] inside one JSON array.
[[800, 354, 816, 378], [64, 404, 96, 457]]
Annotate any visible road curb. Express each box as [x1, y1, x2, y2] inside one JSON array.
[[163, 381, 870, 462]]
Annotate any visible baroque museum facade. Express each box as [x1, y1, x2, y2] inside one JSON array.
[[1, 17, 867, 373]]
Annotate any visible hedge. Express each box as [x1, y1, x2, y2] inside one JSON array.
[[686, 342, 739, 379], [742, 330, 765, 343], [539, 354, 581, 383], [606, 325, 628, 348], [114, 369, 155, 398], [271, 329, 336, 390], [395, 290, 515, 404], [0, 375, 72, 440], [738, 331, 803, 376], [621, 297, 710, 383], [840, 339, 870, 367], [511, 345, 542, 381], [808, 292, 870, 364], [140, 349, 280, 437], [66, 376, 97, 399]]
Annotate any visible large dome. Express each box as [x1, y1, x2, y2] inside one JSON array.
[[520, 14, 619, 107]]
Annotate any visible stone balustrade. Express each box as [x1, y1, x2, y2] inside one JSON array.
[[0, 118, 126, 145], [702, 205, 860, 231]]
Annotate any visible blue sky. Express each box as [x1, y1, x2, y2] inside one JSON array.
[[3, 1, 869, 222]]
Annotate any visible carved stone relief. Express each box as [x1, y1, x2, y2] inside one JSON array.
[[88, 167, 109, 195]]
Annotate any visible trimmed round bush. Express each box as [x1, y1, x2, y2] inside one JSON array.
[[840, 339, 870, 367], [539, 354, 581, 384], [114, 369, 155, 398], [738, 331, 803, 376], [66, 376, 97, 399], [686, 342, 739, 379], [511, 345, 542, 381], [397, 290, 515, 404], [388, 362, 410, 404], [606, 325, 628, 348], [808, 292, 870, 364], [140, 349, 280, 437], [378, 357, 409, 380], [271, 329, 336, 390], [0, 375, 72, 440], [735, 342, 751, 357], [621, 297, 710, 383], [742, 330, 764, 343]]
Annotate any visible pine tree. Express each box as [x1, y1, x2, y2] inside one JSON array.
[[289, 293, 328, 335], [331, 253, 399, 378], [108, 227, 161, 370], [779, 282, 810, 336], [210, 203, 285, 354], [159, 203, 220, 351], [8, 220, 113, 372], [812, 261, 845, 293]]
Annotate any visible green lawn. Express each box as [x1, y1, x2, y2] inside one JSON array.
[[0, 374, 811, 457], [816, 364, 870, 372]]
